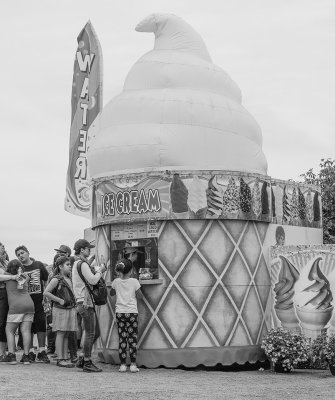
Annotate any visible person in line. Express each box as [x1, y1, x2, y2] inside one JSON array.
[[15, 245, 50, 363], [70, 250, 95, 353], [110, 258, 143, 373], [72, 239, 106, 373], [4, 260, 34, 365], [44, 256, 77, 368], [0, 242, 10, 362], [46, 245, 72, 357]]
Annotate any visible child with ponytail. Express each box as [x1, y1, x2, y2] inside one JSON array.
[[110, 258, 143, 372], [43, 256, 77, 368]]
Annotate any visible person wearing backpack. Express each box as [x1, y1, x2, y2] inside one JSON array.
[[71, 239, 106, 373], [43, 256, 77, 368]]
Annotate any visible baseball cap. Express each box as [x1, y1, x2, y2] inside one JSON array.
[[54, 245, 71, 256], [74, 239, 95, 252], [123, 247, 143, 255]]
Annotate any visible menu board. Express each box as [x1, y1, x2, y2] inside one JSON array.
[[111, 221, 158, 240]]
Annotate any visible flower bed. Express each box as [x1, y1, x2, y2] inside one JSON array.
[[261, 328, 309, 372]]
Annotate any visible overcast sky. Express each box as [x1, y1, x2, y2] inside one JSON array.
[[1, 0, 334, 263]]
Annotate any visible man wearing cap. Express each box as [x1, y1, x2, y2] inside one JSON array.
[[72, 239, 106, 373], [54, 245, 71, 257]]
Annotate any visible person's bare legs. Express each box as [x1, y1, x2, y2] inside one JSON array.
[[20, 321, 32, 355], [5, 322, 19, 353], [55, 331, 65, 359]]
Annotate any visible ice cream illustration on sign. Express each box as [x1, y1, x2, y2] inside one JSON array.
[[170, 174, 189, 218], [274, 256, 301, 332], [187, 176, 207, 218], [294, 257, 333, 339]]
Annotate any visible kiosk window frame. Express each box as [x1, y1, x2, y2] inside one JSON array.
[[110, 237, 159, 281]]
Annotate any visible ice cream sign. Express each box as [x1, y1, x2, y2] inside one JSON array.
[[92, 170, 276, 226], [101, 189, 161, 217]]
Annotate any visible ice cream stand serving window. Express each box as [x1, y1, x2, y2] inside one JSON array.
[[110, 222, 162, 285]]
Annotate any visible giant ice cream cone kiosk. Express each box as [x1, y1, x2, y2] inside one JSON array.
[[71, 14, 324, 367]]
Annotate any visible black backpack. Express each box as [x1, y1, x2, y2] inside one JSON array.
[[77, 261, 107, 306]]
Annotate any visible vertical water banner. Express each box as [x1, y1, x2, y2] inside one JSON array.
[[65, 21, 103, 217]]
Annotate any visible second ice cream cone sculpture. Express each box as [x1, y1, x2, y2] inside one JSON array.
[[327, 269, 335, 335], [294, 257, 333, 339], [274, 256, 301, 333]]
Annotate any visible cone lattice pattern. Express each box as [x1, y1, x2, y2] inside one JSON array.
[[97, 220, 270, 358]]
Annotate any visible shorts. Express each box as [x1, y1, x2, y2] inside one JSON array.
[[31, 308, 46, 333], [7, 313, 34, 323]]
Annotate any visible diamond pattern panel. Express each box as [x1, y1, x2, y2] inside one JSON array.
[[140, 320, 172, 349], [254, 254, 271, 311], [198, 223, 235, 275], [159, 222, 192, 277], [143, 266, 171, 310], [241, 286, 263, 344], [202, 286, 238, 346], [239, 223, 261, 274], [221, 220, 247, 243], [158, 286, 198, 347], [229, 321, 251, 346], [186, 324, 217, 348], [137, 295, 155, 338], [177, 253, 216, 312], [222, 251, 251, 287], [177, 219, 208, 244], [100, 219, 271, 362], [254, 222, 268, 245], [98, 304, 113, 347]]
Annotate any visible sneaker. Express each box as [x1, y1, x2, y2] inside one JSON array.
[[119, 364, 127, 372], [4, 352, 17, 365], [76, 356, 84, 369], [28, 352, 36, 363], [20, 354, 30, 365], [83, 359, 102, 373], [130, 364, 139, 373], [57, 359, 75, 368], [37, 350, 50, 363], [70, 356, 78, 364], [0, 355, 6, 363]]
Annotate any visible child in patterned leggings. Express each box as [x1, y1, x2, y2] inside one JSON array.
[[110, 259, 143, 373]]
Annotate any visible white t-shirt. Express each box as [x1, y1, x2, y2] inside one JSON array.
[[111, 278, 141, 314]]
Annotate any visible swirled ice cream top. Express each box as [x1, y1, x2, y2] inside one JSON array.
[[87, 13, 268, 179], [294, 257, 333, 310], [274, 256, 300, 310]]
